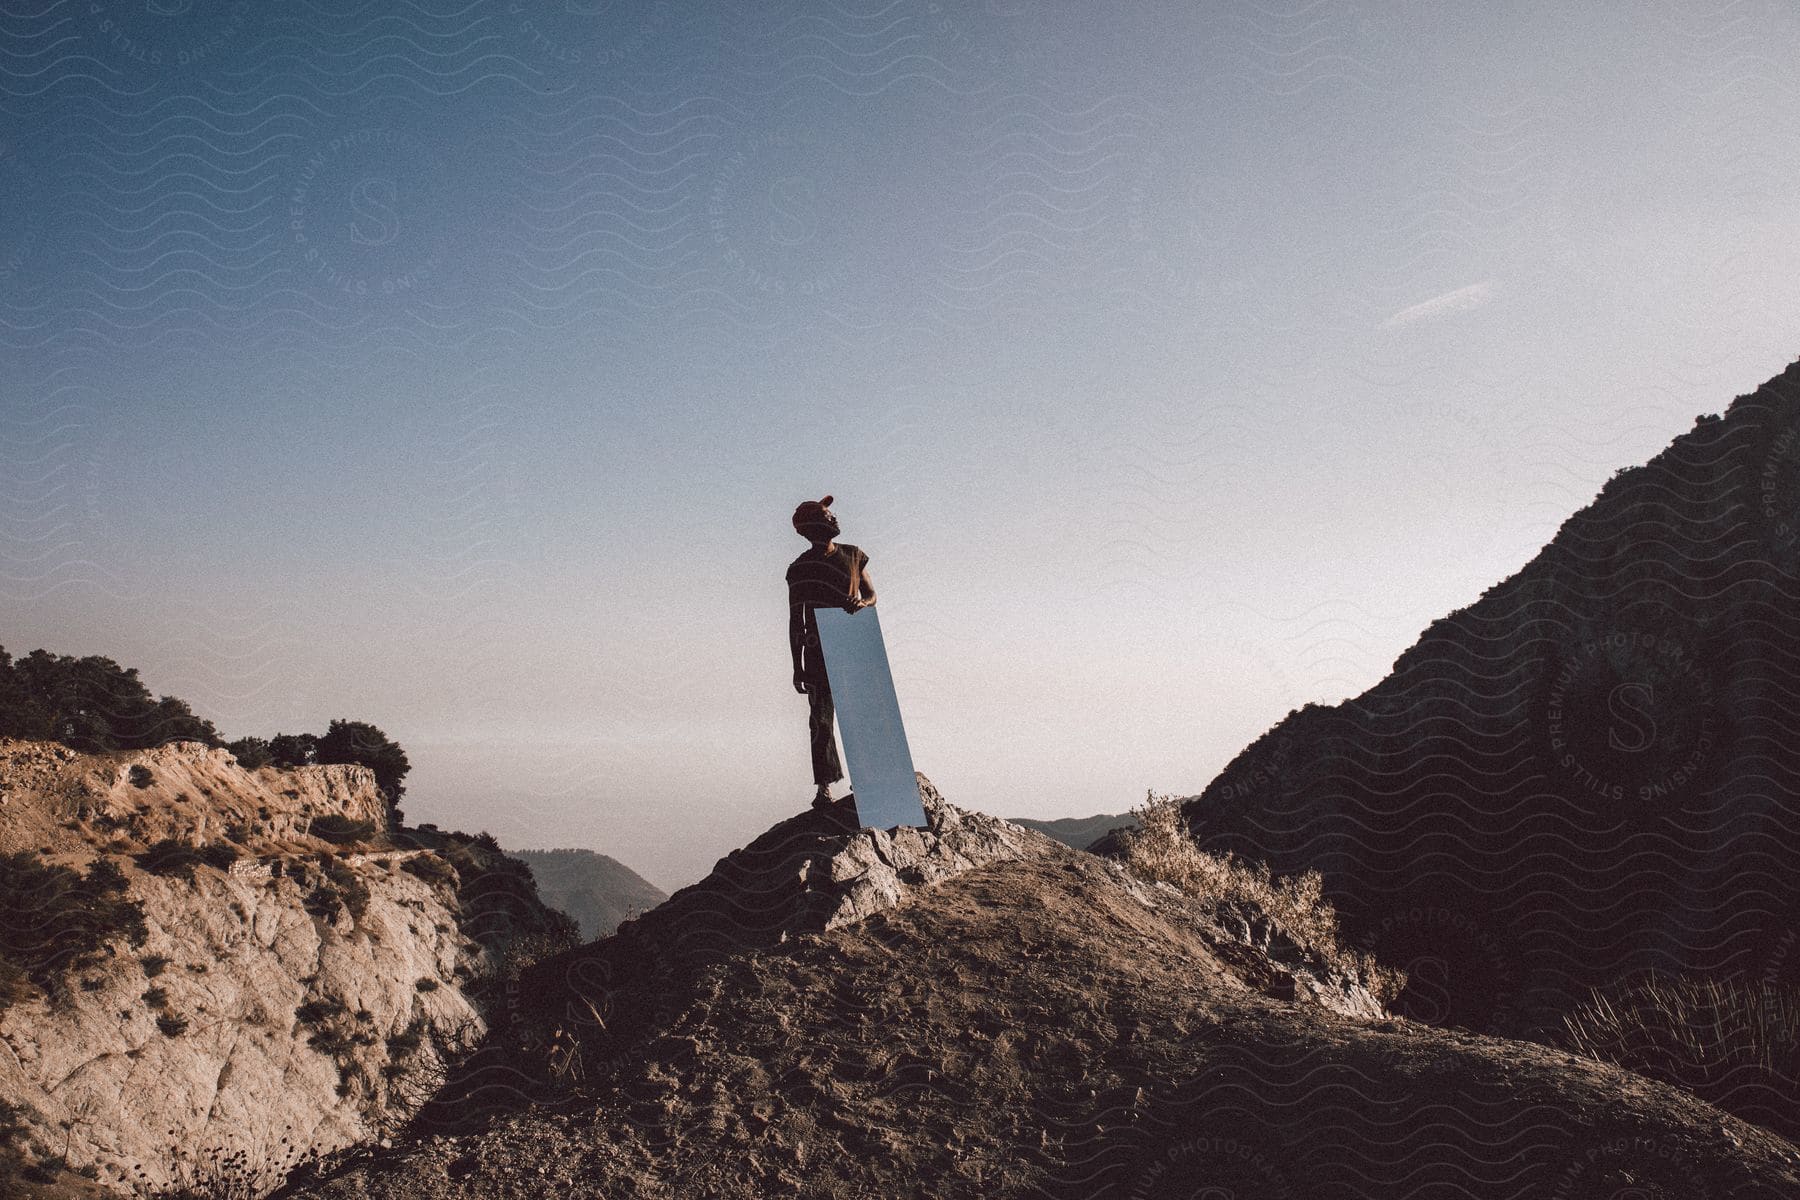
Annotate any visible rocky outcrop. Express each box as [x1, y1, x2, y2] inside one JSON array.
[[0, 739, 572, 1195], [2, 848, 487, 1194], [292, 833, 1800, 1200], [385, 774, 1390, 1140], [517, 776, 1060, 1006]]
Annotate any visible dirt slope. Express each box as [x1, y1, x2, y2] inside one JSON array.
[[280, 812, 1800, 1199]]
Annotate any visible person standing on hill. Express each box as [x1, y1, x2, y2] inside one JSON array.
[[787, 495, 877, 809]]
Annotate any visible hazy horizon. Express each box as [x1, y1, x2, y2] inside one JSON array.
[[7, 3, 1800, 891]]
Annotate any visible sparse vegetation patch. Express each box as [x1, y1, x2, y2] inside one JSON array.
[[0, 850, 148, 1012], [1117, 792, 1406, 1003], [1562, 972, 1800, 1142]]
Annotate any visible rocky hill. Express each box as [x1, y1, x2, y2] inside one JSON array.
[[272, 777, 1800, 1199], [0, 738, 574, 1196], [1177, 357, 1800, 1042], [502, 849, 666, 941]]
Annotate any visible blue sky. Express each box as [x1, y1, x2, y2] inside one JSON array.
[[6, 1, 1800, 889]]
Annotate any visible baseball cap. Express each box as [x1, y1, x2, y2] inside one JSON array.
[[792, 494, 835, 529]]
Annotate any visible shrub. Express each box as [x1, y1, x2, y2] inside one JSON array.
[[308, 814, 375, 845], [303, 885, 344, 922], [133, 839, 238, 881], [415, 978, 439, 992], [311, 856, 370, 921], [86, 857, 127, 892], [387, 1016, 426, 1056], [401, 854, 455, 888], [156, 1014, 187, 1036], [142, 986, 168, 1009], [226, 736, 272, 769], [266, 732, 318, 767], [1562, 973, 1800, 1142], [0, 1097, 30, 1186], [3, 958, 49, 1007], [1117, 792, 1406, 1004], [309, 1029, 356, 1056], [140, 954, 170, 977], [140, 1123, 326, 1200], [379, 1015, 484, 1120], [295, 997, 345, 1026], [0, 851, 147, 1011]]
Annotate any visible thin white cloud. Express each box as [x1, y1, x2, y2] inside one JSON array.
[[1383, 280, 1497, 328]]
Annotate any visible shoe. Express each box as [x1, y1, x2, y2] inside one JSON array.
[[811, 784, 836, 809]]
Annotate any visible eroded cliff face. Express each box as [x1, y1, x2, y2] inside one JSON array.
[[0, 739, 390, 859], [0, 738, 568, 1196]]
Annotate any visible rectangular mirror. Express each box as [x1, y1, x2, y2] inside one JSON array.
[[811, 605, 926, 829]]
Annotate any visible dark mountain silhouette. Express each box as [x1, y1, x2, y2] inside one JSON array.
[[504, 848, 667, 940], [1175, 358, 1800, 1042], [1008, 811, 1139, 851]]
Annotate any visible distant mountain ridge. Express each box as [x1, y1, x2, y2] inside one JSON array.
[[504, 848, 666, 940], [1008, 812, 1139, 851], [1181, 357, 1800, 1040]]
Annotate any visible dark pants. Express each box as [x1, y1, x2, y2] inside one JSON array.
[[804, 667, 845, 787]]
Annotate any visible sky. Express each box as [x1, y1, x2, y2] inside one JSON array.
[[6, 1, 1800, 892]]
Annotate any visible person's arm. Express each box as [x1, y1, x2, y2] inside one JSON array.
[[790, 584, 811, 690], [847, 551, 876, 610], [852, 567, 875, 608], [790, 572, 822, 691]]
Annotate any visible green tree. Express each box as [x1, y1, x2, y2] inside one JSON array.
[[2, 648, 219, 752], [315, 719, 410, 824], [0, 851, 148, 1010], [0, 647, 51, 740], [226, 736, 273, 769], [266, 732, 319, 767]]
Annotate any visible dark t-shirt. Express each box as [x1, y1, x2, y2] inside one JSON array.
[[787, 543, 868, 676]]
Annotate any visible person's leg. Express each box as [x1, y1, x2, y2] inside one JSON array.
[[807, 677, 844, 787]]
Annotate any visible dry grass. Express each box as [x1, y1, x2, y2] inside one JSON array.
[[1117, 791, 1406, 1004], [1561, 972, 1800, 1140]]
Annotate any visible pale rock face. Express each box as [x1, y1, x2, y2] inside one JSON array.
[[0, 738, 390, 859], [816, 777, 1052, 928], [0, 740, 497, 1194]]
